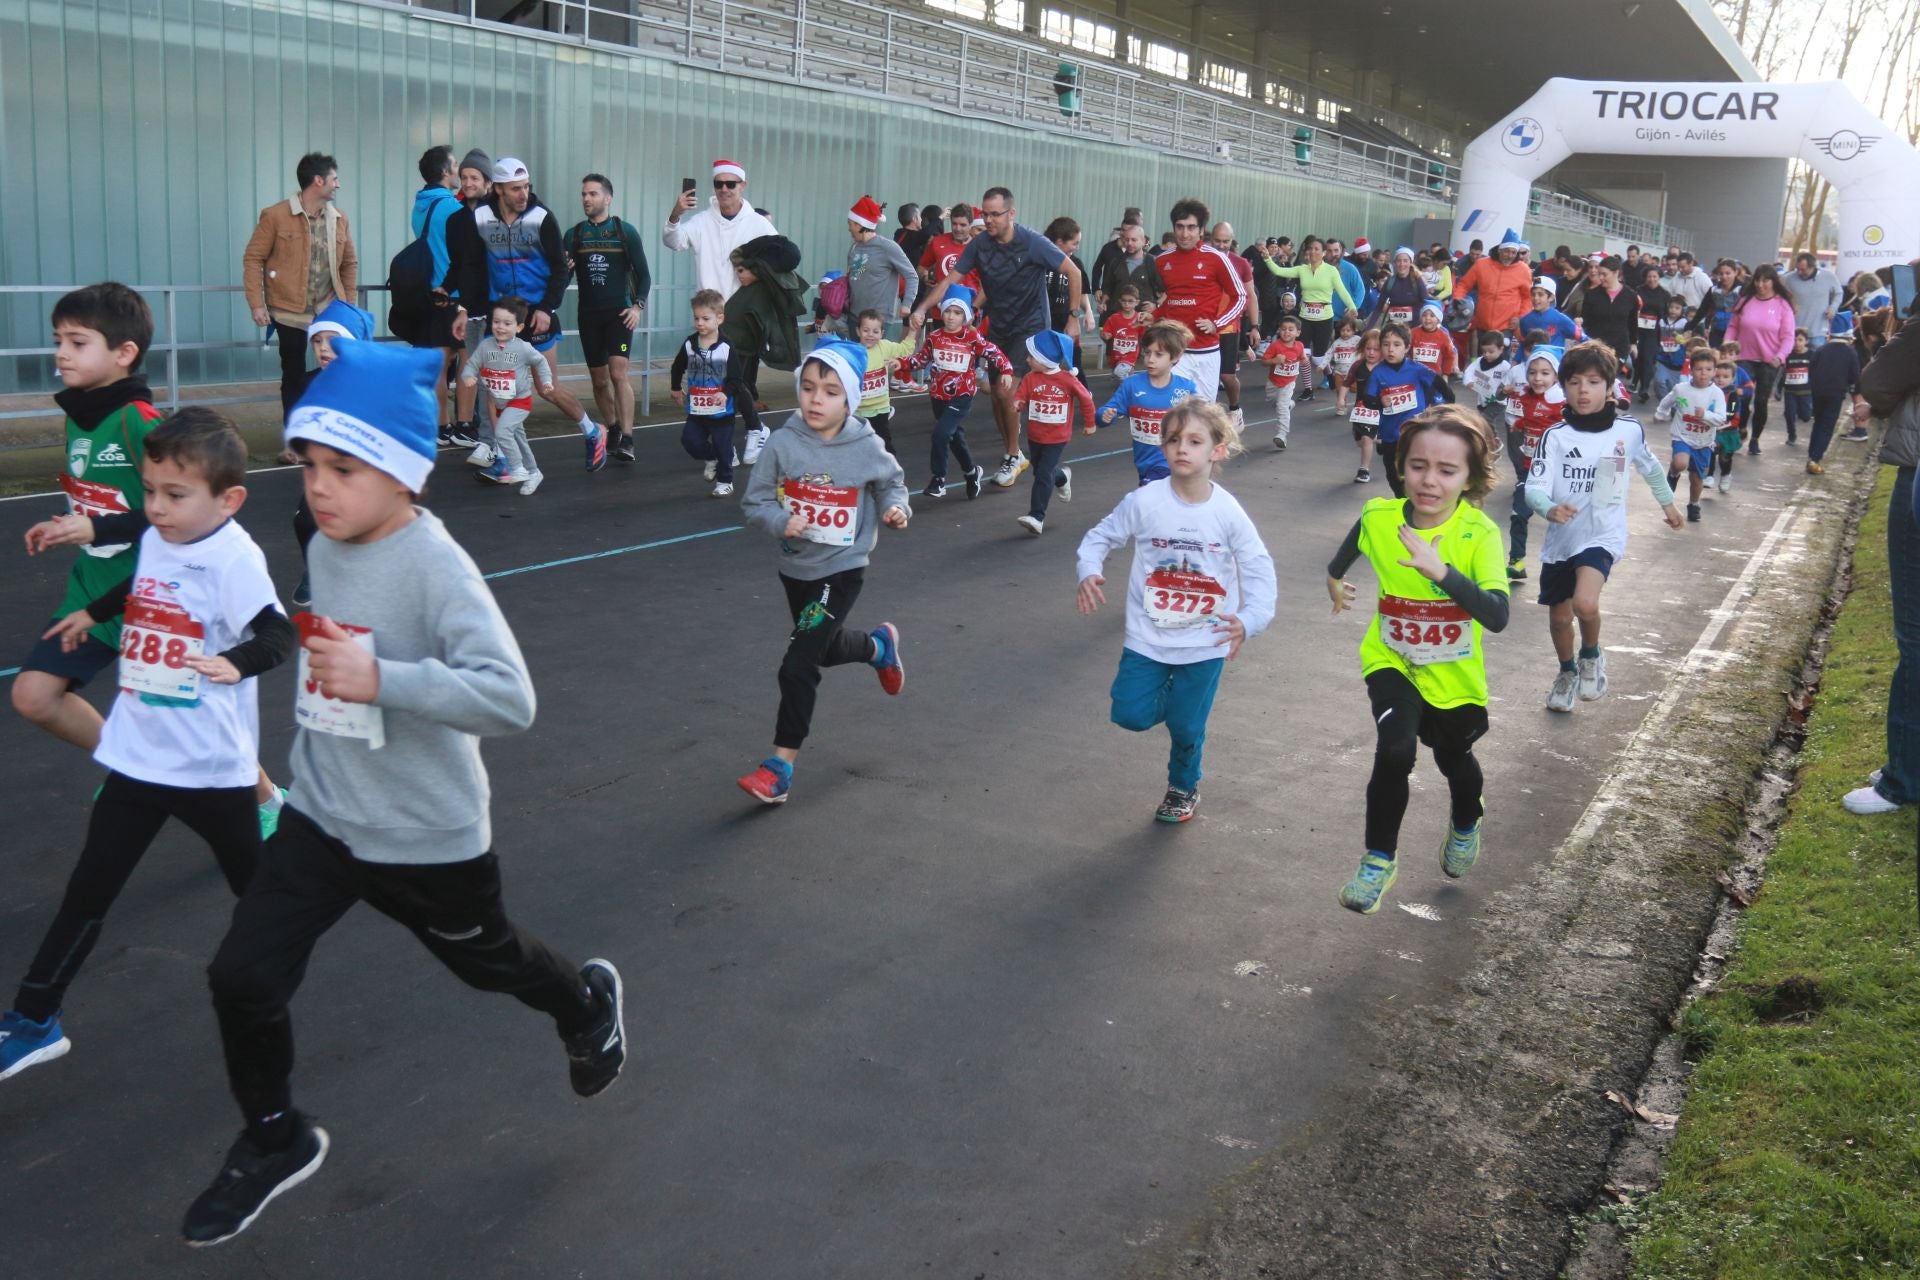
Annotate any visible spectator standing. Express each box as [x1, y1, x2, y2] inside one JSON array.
[[1325, 238, 1367, 323], [242, 151, 357, 423], [566, 173, 652, 460], [1100, 224, 1165, 321], [894, 203, 931, 309], [1780, 251, 1842, 350], [664, 159, 778, 299], [408, 145, 465, 440]]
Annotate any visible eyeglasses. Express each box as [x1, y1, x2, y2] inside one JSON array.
[[981, 208, 1009, 219], [713, 180, 740, 189]]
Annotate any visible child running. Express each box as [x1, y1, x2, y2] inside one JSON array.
[[1347, 327, 1385, 482], [1011, 330, 1095, 535], [181, 341, 626, 1246], [737, 339, 911, 805], [671, 288, 762, 497], [1361, 322, 1455, 497], [1461, 330, 1513, 445], [1655, 351, 1727, 521], [1098, 319, 1199, 484], [1780, 328, 1812, 449], [1328, 318, 1362, 413], [460, 296, 552, 496], [1711, 357, 1748, 494], [1, 410, 293, 1082], [852, 307, 918, 458], [1648, 296, 1693, 406], [1075, 400, 1276, 823], [1101, 286, 1148, 378], [1525, 340, 1684, 714], [1502, 346, 1566, 582], [897, 285, 1009, 499], [1408, 301, 1460, 378], [1257, 313, 1307, 449], [1325, 405, 1510, 914]]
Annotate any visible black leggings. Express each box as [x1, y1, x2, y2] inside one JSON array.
[[775, 569, 877, 750], [1301, 316, 1334, 361], [1364, 668, 1487, 856], [868, 409, 897, 457], [15, 772, 259, 1023], [273, 324, 309, 420], [208, 807, 595, 1133], [1741, 361, 1778, 445]]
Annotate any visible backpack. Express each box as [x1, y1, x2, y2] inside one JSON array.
[[386, 234, 438, 343], [817, 272, 850, 319]]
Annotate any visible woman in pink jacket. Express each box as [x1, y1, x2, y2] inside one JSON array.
[[1725, 263, 1797, 454]]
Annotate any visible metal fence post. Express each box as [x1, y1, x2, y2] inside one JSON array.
[[958, 31, 968, 112], [882, 12, 892, 96], [795, 0, 806, 76], [165, 288, 180, 412]]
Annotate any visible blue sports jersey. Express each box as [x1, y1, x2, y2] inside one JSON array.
[[1099, 372, 1198, 481], [1363, 358, 1446, 443], [1516, 306, 1578, 346], [476, 203, 559, 314]]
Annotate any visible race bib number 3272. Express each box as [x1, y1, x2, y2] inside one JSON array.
[[1143, 567, 1226, 629]]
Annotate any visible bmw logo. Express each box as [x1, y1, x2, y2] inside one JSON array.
[[1502, 117, 1543, 155]]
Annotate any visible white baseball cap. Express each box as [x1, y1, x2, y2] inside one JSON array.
[[490, 157, 530, 184]]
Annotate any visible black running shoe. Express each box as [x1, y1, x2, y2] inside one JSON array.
[[963, 465, 985, 499], [1155, 787, 1199, 823], [612, 432, 636, 462], [181, 1115, 329, 1246], [564, 958, 626, 1098], [447, 422, 479, 449]]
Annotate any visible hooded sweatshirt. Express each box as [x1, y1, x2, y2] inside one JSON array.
[[56, 376, 165, 646], [411, 184, 462, 291], [742, 413, 912, 580]]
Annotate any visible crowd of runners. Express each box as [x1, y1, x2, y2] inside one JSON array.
[[0, 143, 1895, 1246]]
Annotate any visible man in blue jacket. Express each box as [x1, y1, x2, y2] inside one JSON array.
[[411, 145, 465, 442]]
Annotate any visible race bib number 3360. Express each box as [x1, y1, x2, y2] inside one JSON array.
[[779, 478, 860, 546]]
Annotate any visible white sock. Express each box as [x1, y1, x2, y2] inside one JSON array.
[[578, 415, 594, 434], [260, 787, 284, 812]]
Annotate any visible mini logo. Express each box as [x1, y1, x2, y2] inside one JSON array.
[[1812, 130, 1878, 162], [1864, 224, 1885, 246], [68, 438, 89, 477], [93, 441, 129, 466], [1502, 117, 1543, 156]]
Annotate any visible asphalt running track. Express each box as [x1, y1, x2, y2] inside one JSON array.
[[0, 373, 1829, 1277]]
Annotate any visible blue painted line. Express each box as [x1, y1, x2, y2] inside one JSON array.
[[484, 525, 745, 580], [0, 666, 19, 678]]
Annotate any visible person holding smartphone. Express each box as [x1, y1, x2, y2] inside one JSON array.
[[664, 159, 777, 301]]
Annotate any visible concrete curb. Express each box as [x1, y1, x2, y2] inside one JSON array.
[[1144, 440, 1884, 1279]]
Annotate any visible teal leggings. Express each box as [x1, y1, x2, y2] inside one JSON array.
[[1109, 648, 1225, 791]]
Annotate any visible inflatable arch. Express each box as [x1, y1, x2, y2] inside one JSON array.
[[1451, 78, 1920, 276]]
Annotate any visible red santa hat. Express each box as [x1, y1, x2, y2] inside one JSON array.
[[711, 159, 746, 182], [848, 195, 885, 230], [1352, 236, 1372, 255]]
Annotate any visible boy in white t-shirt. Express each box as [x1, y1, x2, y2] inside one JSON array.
[[0, 409, 294, 1083], [1654, 358, 1727, 522]]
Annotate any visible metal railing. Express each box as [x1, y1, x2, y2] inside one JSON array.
[[0, 283, 695, 427], [365, 0, 1683, 247]]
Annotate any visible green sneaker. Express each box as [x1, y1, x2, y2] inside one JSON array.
[[1441, 818, 1481, 878], [1506, 558, 1526, 582], [1338, 851, 1399, 915], [259, 787, 288, 840]]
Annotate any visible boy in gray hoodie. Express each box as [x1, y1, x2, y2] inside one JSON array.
[[181, 341, 625, 1248], [737, 338, 911, 805]]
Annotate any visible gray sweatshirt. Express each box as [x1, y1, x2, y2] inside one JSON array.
[[741, 414, 910, 579], [289, 509, 535, 864], [847, 234, 917, 320]]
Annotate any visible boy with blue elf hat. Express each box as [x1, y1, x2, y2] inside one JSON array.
[[285, 299, 378, 608], [1011, 329, 1095, 535], [180, 338, 626, 1248]]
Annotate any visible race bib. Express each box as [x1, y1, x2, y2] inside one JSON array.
[[1637, 314, 1658, 330], [1144, 567, 1226, 629], [1679, 412, 1715, 448], [119, 596, 204, 703], [1029, 396, 1070, 425], [1590, 442, 1628, 509], [779, 478, 860, 546], [1660, 336, 1680, 353], [933, 346, 973, 372], [1381, 383, 1418, 416], [1505, 393, 1525, 424], [62, 474, 133, 559], [482, 367, 517, 396], [688, 386, 728, 415], [1784, 368, 1808, 387], [1378, 595, 1474, 665], [294, 613, 385, 749], [1111, 335, 1139, 358], [1129, 409, 1167, 448], [1331, 350, 1358, 375], [1411, 343, 1444, 369], [1271, 359, 1300, 381], [861, 367, 888, 397], [1301, 301, 1332, 321], [1351, 402, 1381, 427], [1388, 306, 1414, 324]]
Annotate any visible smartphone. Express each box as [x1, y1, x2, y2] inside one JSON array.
[[1887, 263, 1915, 315], [682, 177, 697, 194]]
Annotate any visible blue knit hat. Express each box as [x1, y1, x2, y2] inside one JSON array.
[[286, 340, 441, 492], [800, 337, 869, 402], [306, 299, 375, 345], [1496, 227, 1530, 255], [1419, 299, 1445, 320], [938, 284, 977, 324], [1025, 330, 1077, 374]]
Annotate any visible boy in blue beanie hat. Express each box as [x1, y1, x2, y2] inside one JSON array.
[[180, 338, 626, 1247], [737, 338, 912, 805]]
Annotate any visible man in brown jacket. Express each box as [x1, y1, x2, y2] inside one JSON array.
[[243, 152, 358, 423]]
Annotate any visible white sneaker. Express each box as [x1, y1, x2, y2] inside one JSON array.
[[1843, 785, 1903, 815], [1546, 669, 1578, 713], [1016, 514, 1043, 535], [518, 470, 544, 496], [741, 429, 768, 464], [499, 468, 530, 485], [1056, 466, 1072, 503], [1718, 473, 1733, 494], [711, 481, 734, 498], [1871, 767, 1884, 785], [703, 459, 718, 481], [466, 442, 496, 468], [1577, 651, 1608, 701], [994, 453, 1028, 488], [1230, 407, 1245, 431], [1273, 432, 1289, 450]]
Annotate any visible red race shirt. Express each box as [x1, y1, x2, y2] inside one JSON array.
[[1015, 369, 1095, 445], [1259, 337, 1307, 387], [1409, 325, 1458, 376], [900, 326, 1012, 400], [1512, 389, 1565, 457], [1152, 244, 1247, 354], [919, 233, 981, 292], [1102, 313, 1145, 364]]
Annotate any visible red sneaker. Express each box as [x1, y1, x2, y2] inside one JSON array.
[[737, 760, 791, 804], [871, 623, 904, 696]]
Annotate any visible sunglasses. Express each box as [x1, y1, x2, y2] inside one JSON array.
[[713, 180, 741, 189]]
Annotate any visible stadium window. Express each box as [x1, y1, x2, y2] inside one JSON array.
[[1126, 34, 1188, 80], [1264, 82, 1301, 113], [1040, 9, 1116, 57], [1201, 62, 1249, 98], [925, 0, 1021, 31], [1316, 97, 1341, 125]]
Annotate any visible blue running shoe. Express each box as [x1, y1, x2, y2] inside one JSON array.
[[477, 456, 512, 484], [1338, 851, 1400, 915], [870, 622, 904, 696], [1441, 817, 1482, 878], [0, 1010, 71, 1081], [584, 422, 608, 472]]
